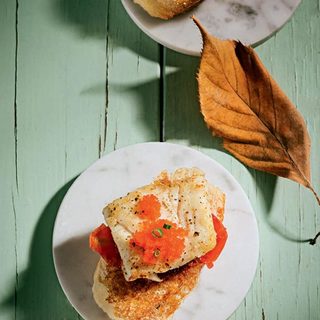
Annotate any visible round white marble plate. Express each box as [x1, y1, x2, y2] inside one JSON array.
[[122, 0, 301, 56], [53, 142, 259, 320]]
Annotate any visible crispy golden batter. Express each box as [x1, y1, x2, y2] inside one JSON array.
[[93, 258, 203, 320]]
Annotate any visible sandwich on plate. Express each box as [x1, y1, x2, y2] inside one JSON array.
[[90, 167, 228, 320], [133, 0, 203, 20]]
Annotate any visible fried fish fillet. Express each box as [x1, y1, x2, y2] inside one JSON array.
[[133, 0, 203, 20], [93, 258, 203, 320], [104, 167, 225, 281]]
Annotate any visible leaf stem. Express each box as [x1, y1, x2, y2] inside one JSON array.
[[308, 231, 320, 245]]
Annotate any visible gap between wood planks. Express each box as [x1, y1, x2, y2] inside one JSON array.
[[99, 0, 110, 157], [11, 192, 18, 320], [14, 0, 19, 193], [159, 45, 165, 142], [101, 41, 166, 153], [13, 0, 19, 317]]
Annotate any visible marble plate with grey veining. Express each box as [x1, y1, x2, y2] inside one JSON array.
[[122, 0, 301, 55], [53, 142, 259, 320]]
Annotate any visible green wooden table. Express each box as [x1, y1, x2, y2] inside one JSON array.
[[1, 0, 319, 319]]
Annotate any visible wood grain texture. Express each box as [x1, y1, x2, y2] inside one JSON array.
[[0, 0, 319, 319], [105, 1, 160, 153], [0, 0, 160, 319], [1, 0, 108, 318], [248, 2, 320, 319], [0, 1, 17, 319]]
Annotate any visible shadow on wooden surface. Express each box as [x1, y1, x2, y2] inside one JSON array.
[[250, 169, 278, 214], [54, 0, 108, 38], [252, 170, 313, 243], [0, 179, 79, 319], [163, 50, 223, 149], [53, 0, 159, 63], [54, 234, 107, 319]]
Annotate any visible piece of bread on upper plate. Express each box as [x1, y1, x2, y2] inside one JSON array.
[[133, 0, 203, 20]]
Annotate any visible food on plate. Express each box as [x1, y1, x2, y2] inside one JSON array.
[[103, 168, 225, 281], [93, 258, 203, 320], [133, 0, 203, 20], [90, 167, 227, 320]]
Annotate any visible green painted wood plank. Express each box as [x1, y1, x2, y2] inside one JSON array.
[[105, 1, 160, 153], [1, 0, 319, 319], [0, 0, 161, 318], [0, 1, 17, 319], [5, 0, 109, 318], [163, 0, 320, 319], [251, 1, 320, 319]]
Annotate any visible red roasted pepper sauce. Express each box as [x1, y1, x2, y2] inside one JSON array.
[[89, 224, 121, 267], [199, 215, 228, 268]]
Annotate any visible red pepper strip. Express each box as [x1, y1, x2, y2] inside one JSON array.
[[89, 224, 121, 267], [200, 215, 228, 268]]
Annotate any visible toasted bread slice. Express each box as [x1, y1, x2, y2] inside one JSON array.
[[133, 0, 203, 20], [93, 258, 203, 320]]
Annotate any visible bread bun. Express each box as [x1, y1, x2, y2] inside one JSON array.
[[92, 258, 203, 320], [134, 0, 203, 20]]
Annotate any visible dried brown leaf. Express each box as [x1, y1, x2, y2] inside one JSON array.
[[194, 17, 320, 205]]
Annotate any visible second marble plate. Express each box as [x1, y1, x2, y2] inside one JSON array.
[[53, 142, 259, 320], [122, 0, 301, 56]]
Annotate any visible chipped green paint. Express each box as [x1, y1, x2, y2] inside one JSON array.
[[0, 0, 319, 319]]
